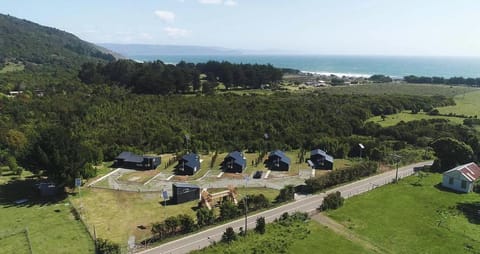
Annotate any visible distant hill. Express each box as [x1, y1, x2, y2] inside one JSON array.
[[99, 43, 242, 57], [0, 13, 117, 71]]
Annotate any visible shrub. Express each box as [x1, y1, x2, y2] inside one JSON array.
[[96, 238, 121, 254], [275, 185, 295, 203], [255, 217, 266, 234], [305, 161, 378, 193], [319, 191, 344, 211], [221, 227, 237, 243]]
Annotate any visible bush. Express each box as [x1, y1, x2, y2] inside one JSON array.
[[255, 217, 266, 234], [221, 227, 237, 243], [96, 238, 121, 254], [219, 201, 240, 221], [305, 161, 378, 193], [275, 185, 295, 203], [319, 191, 344, 211]]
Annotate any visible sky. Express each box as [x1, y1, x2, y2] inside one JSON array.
[[2, 0, 480, 56]]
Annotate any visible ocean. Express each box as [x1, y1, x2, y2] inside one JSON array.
[[132, 55, 480, 78]]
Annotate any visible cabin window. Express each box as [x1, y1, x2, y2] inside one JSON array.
[[461, 180, 467, 189], [449, 177, 454, 185]]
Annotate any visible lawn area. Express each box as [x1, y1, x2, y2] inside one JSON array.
[[69, 186, 279, 246], [367, 88, 480, 128], [439, 90, 480, 116], [0, 171, 94, 254], [320, 83, 475, 97], [193, 220, 370, 254], [0, 230, 31, 254], [70, 187, 197, 245], [289, 222, 371, 254], [327, 173, 480, 254], [368, 111, 465, 127], [117, 169, 159, 184]]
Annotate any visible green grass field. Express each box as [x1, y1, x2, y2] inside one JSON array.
[[0, 230, 31, 254], [70, 186, 279, 245], [193, 220, 370, 254], [439, 90, 480, 116], [327, 173, 480, 254], [367, 88, 480, 129], [0, 171, 94, 254], [319, 83, 475, 97], [368, 111, 465, 127]]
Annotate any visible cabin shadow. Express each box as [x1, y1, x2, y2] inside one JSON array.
[[433, 183, 466, 194], [0, 177, 67, 208], [456, 202, 480, 224]]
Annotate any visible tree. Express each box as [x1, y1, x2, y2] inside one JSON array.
[[221, 227, 237, 243], [255, 216, 266, 234], [275, 185, 295, 203], [219, 201, 240, 221], [164, 216, 180, 235], [430, 137, 474, 171], [319, 191, 344, 211], [177, 214, 196, 233], [96, 238, 121, 254], [196, 207, 215, 227], [4, 129, 28, 156], [151, 222, 167, 240]]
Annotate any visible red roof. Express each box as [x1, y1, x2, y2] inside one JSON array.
[[460, 163, 480, 182]]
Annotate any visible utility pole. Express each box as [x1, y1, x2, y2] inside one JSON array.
[[244, 176, 249, 236], [390, 154, 402, 183]]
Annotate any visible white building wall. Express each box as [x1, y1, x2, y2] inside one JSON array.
[[442, 171, 471, 193]]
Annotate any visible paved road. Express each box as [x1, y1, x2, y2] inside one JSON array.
[[138, 161, 432, 254]]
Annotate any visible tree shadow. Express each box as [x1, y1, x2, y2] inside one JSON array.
[[457, 202, 480, 224], [0, 177, 67, 208]]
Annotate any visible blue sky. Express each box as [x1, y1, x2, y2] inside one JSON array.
[[2, 0, 480, 56]]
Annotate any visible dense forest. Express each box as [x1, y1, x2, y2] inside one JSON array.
[[78, 59, 283, 94], [1, 82, 477, 186]]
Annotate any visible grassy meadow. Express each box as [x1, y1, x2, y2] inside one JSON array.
[[319, 83, 475, 97], [193, 220, 370, 254], [367, 87, 480, 129], [327, 173, 480, 253], [69, 186, 279, 245], [0, 170, 94, 254]]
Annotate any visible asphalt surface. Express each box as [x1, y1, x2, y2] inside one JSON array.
[[138, 161, 432, 254]]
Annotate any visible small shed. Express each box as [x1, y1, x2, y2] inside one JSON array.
[[172, 183, 201, 204], [442, 162, 480, 193], [222, 151, 247, 173], [308, 149, 334, 170], [266, 150, 291, 171], [175, 153, 201, 175], [114, 151, 161, 170]]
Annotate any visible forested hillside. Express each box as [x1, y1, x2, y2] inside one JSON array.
[[0, 14, 116, 91], [0, 14, 114, 69]]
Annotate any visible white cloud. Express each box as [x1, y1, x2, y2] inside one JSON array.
[[198, 0, 223, 4], [164, 27, 190, 38], [224, 0, 237, 6], [154, 10, 175, 23]]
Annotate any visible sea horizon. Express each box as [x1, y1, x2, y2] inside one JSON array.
[[130, 54, 480, 78]]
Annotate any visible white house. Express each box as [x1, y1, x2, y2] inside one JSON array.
[[442, 162, 480, 193]]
